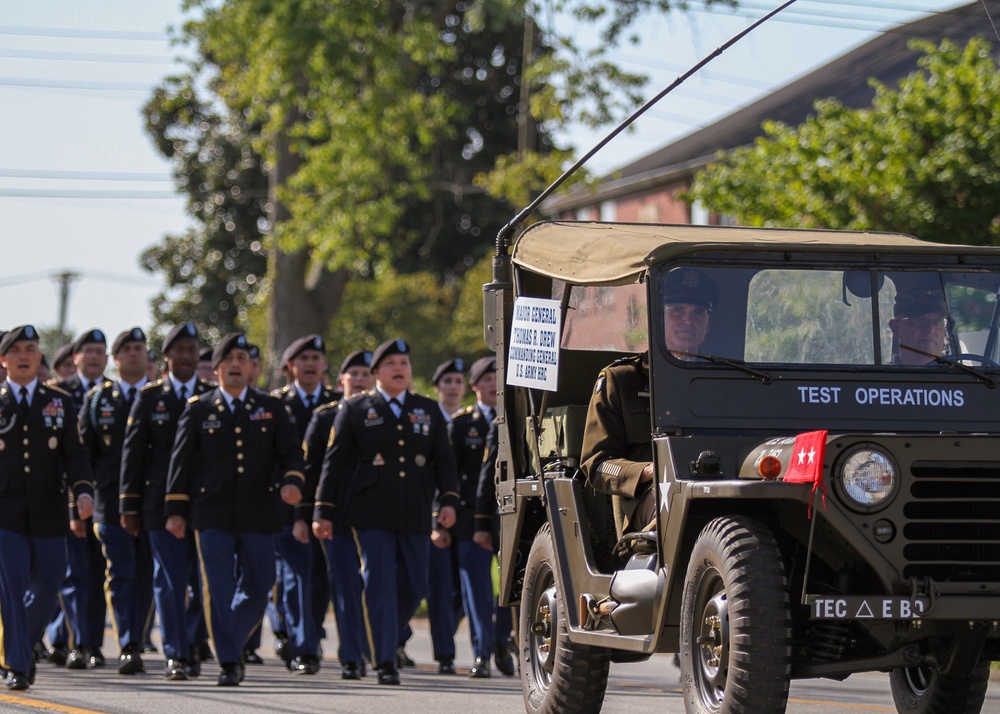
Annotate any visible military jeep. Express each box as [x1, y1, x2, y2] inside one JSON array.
[[482, 221, 1000, 714]]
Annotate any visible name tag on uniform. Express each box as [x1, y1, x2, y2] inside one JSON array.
[[152, 412, 172, 423]]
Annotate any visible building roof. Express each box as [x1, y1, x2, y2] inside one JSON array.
[[543, 1, 1000, 214]]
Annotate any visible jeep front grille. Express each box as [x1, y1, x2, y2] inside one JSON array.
[[901, 463, 1000, 583]]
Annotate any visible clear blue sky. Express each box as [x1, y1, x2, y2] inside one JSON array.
[[0, 1, 972, 348]]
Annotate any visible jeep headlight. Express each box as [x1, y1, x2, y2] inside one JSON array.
[[839, 449, 897, 511]]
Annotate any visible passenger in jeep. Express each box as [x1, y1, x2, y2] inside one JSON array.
[[580, 268, 718, 533], [888, 287, 948, 366]]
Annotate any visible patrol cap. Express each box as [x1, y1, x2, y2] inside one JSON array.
[[339, 350, 372, 374], [73, 328, 107, 354], [661, 268, 719, 309], [468, 356, 497, 386], [212, 332, 250, 369], [894, 287, 947, 319], [432, 358, 465, 385], [282, 334, 325, 364], [112, 327, 148, 356], [0, 325, 39, 355], [53, 343, 75, 370], [199, 347, 213, 363], [162, 322, 199, 353], [371, 338, 410, 370]]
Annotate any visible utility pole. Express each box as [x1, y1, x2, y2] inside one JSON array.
[[51, 270, 80, 346]]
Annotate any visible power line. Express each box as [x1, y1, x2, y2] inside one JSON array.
[[0, 25, 169, 41], [0, 76, 157, 92], [0, 189, 180, 199], [0, 269, 154, 289], [0, 47, 180, 65], [0, 169, 173, 182]]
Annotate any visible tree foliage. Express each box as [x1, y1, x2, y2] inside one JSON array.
[[690, 38, 1000, 245]]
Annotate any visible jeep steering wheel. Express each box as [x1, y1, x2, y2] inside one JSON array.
[[954, 353, 1000, 367]]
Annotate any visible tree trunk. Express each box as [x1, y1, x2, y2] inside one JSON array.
[[265, 114, 349, 390]]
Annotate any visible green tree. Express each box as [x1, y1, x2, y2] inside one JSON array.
[[690, 38, 1000, 246]]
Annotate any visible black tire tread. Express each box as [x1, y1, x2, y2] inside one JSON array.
[[889, 657, 991, 714]]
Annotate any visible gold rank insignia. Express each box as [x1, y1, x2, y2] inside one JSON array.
[[103, 435, 112, 447], [49, 436, 58, 450], [373, 453, 385, 466]]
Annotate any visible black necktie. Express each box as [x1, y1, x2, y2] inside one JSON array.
[[305, 394, 315, 409], [232, 398, 242, 414], [179, 385, 188, 401], [389, 397, 402, 417], [17, 387, 29, 418], [127, 387, 136, 404]]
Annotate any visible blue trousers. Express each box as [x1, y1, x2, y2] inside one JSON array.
[[353, 529, 428, 669], [95, 522, 140, 649], [49, 523, 105, 649], [426, 539, 456, 660], [195, 530, 275, 665], [148, 529, 193, 660], [458, 540, 496, 660], [0, 531, 65, 674], [275, 526, 319, 658], [325, 534, 366, 665]]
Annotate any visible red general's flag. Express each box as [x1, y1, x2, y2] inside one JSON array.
[[783, 430, 828, 517]]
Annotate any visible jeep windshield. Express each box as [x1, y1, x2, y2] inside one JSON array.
[[652, 263, 1000, 371]]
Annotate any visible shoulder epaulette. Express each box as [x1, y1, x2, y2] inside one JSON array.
[[451, 405, 474, 420], [314, 401, 339, 415], [45, 384, 73, 399], [610, 353, 641, 367], [140, 380, 162, 392], [187, 394, 201, 404], [85, 380, 113, 398], [272, 385, 292, 397]]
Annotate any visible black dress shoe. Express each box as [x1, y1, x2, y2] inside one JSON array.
[[341, 662, 362, 680], [5, 671, 29, 691], [494, 643, 516, 677], [438, 658, 456, 674], [242, 647, 264, 665], [87, 647, 106, 668], [34, 642, 50, 663], [469, 656, 491, 678], [186, 645, 203, 678], [66, 648, 86, 670], [274, 633, 290, 664], [48, 645, 68, 666], [376, 663, 400, 685], [117, 643, 144, 675], [291, 656, 320, 675], [395, 645, 415, 668], [164, 658, 188, 681], [217, 662, 241, 687], [28, 664, 36, 685]]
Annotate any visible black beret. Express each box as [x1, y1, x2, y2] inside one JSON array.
[[40, 354, 49, 369], [247, 343, 261, 360], [212, 333, 250, 369], [894, 288, 947, 319], [199, 347, 213, 362], [0, 325, 39, 355], [371, 338, 410, 370], [112, 327, 147, 356], [661, 268, 719, 309], [73, 328, 107, 354], [432, 357, 465, 385], [468, 356, 497, 386], [339, 350, 372, 374], [53, 343, 75, 370], [162, 322, 199, 353], [282, 334, 325, 364]]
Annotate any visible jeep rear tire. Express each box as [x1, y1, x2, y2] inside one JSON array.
[[680, 516, 792, 713], [520, 523, 610, 714], [889, 658, 991, 713]]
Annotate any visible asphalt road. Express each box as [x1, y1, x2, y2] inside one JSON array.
[[2, 617, 997, 714]]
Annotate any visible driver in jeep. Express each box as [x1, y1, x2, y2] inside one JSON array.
[[888, 287, 948, 366], [580, 267, 718, 534]]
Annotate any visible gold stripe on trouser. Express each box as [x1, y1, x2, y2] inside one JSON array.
[[56, 591, 77, 650], [94, 522, 119, 647], [142, 596, 156, 647], [350, 528, 377, 666], [193, 531, 217, 653]]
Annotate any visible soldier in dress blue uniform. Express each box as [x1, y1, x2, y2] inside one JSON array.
[[0, 326, 94, 690], [451, 357, 515, 678], [80, 328, 151, 676], [165, 333, 306, 686], [304, 349, 372, 680], [312, 338, 460, 685], [120, 323, 213, 681], [51, 329, 111, 670], [270, 334, 341, 675]]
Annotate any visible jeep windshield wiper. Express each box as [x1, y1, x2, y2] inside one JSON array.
[[671, 351, 774, 385], [900, 344, 999, 388]]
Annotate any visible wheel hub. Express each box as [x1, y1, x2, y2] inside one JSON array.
[[532, 585, 558, 674], [696, 587, 731, 701]]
